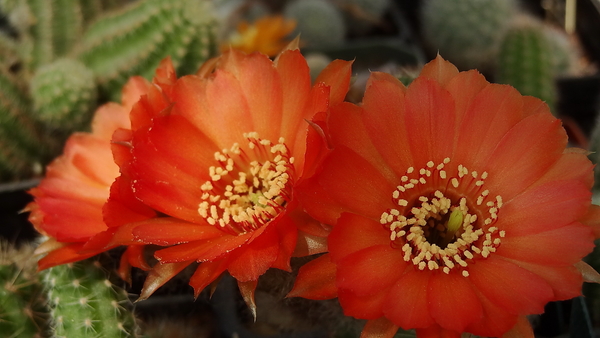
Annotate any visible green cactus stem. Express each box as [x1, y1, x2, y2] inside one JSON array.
[[497, 24, 557, 113], [0, 67, 51, 180], [42, 259, 139, 338], [76, 0, 217, 101], [0, 241, 48, 338], [30, 58, 97, 132]]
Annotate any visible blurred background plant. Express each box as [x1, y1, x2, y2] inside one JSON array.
[[1, 0, 600, 337]]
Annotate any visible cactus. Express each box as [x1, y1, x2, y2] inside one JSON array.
[[0, 241, 48, 338], [421, 0, 517, 71], [496, 24, 557, 113], [284, 0, 346, 48], [30, 58, 97, 131], [76, 0, 217, 101], [0, 68, 52, 180], [42, 258, 139, 338]]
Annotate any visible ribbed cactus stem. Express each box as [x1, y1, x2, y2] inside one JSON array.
[[30, 58, 97, 132], [42, 259, 139, 338], [0, 242, 48, 338], [497, 25, 556, 113], [26, 0, 54, 68], [51, 0, 83, 57], [0, 68, 50, 180], [77, 0, 217, 101]]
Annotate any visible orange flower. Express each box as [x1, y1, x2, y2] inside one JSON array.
[[290, 56, 600, 337], [222, 15, 296, 57], [27, 75, 156, 273], [102, 47, 352, 309]]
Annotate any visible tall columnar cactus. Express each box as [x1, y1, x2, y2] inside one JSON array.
[[0, 242, 48, 338], [30, 58, 97, 132], [421, 0, 517, 71], [284, 0, 346, 48], [76, 0, 217, 100], [496, 24, 557, 113], [42, 259, 139, 338]]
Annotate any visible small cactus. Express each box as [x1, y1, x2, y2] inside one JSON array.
[[284, 0, 346, 48], [42, 258, 139, 338], [421, 0, 517, 71], [76, 0, 217, 101], [496, 24, 556, 113], [30, 58, 97, 132], [0, 241, 48, 338]]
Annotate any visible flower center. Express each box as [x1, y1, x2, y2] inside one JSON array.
[[198, 132, 295, 235], [380, 158, 505, 277]]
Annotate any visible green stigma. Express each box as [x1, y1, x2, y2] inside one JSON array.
[[441, 208, 464, 247]]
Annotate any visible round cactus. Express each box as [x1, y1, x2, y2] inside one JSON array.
[[42, 259, 139, 338], [284, 0, 346, 48], [30, 58, 97, 131], [421, 0, 517, 71]]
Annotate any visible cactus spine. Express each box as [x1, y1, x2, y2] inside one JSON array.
[[42, 259, 139, 338], [0, 242, 48, 338], [76, 0, 217, 100], [497, 24, 556, 113]]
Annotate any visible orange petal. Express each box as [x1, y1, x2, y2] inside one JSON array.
[[138, 261, 191, 301], [288, 254, 337, 300], [453, 84, 523, 170], [328, 102, 398, 183], [328, 213, 391, 262], [276, 49, 312, 142], [360, 317, 398, 338], [317, 146, 396, 220], [415, 325, 462, 338], [362, 72, 413, 177], [501, 316, 534, 338], [229, 52, 283, 142], [338, 287, 387, 319], [271, 217, 298, 271], [227, 224, 280, 282], [579, 204, 600, 238], [132, 218, 224, 245], [427, 271, 483, 332], [189, 259, 230, 298], [444, 69, 488, 125], [507, 258, 583, 300], [314, 59, 353, 106], [496, 180, 591, 236], [103, 174, 157, 228], [466, 289, 518, 337], [336, 245, 406, 296], [419, 55, 459, 88], [384, 270, 435, 329], [481, 113, 566, 200], [468, 256, 554, 315], [120, 76, 153, 111], [37, 243, 99, 270], [404, 77, 456, 166], [497, 222, 594, 266], [153, 231, 253, 263], [526, 151, 594, 191]]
